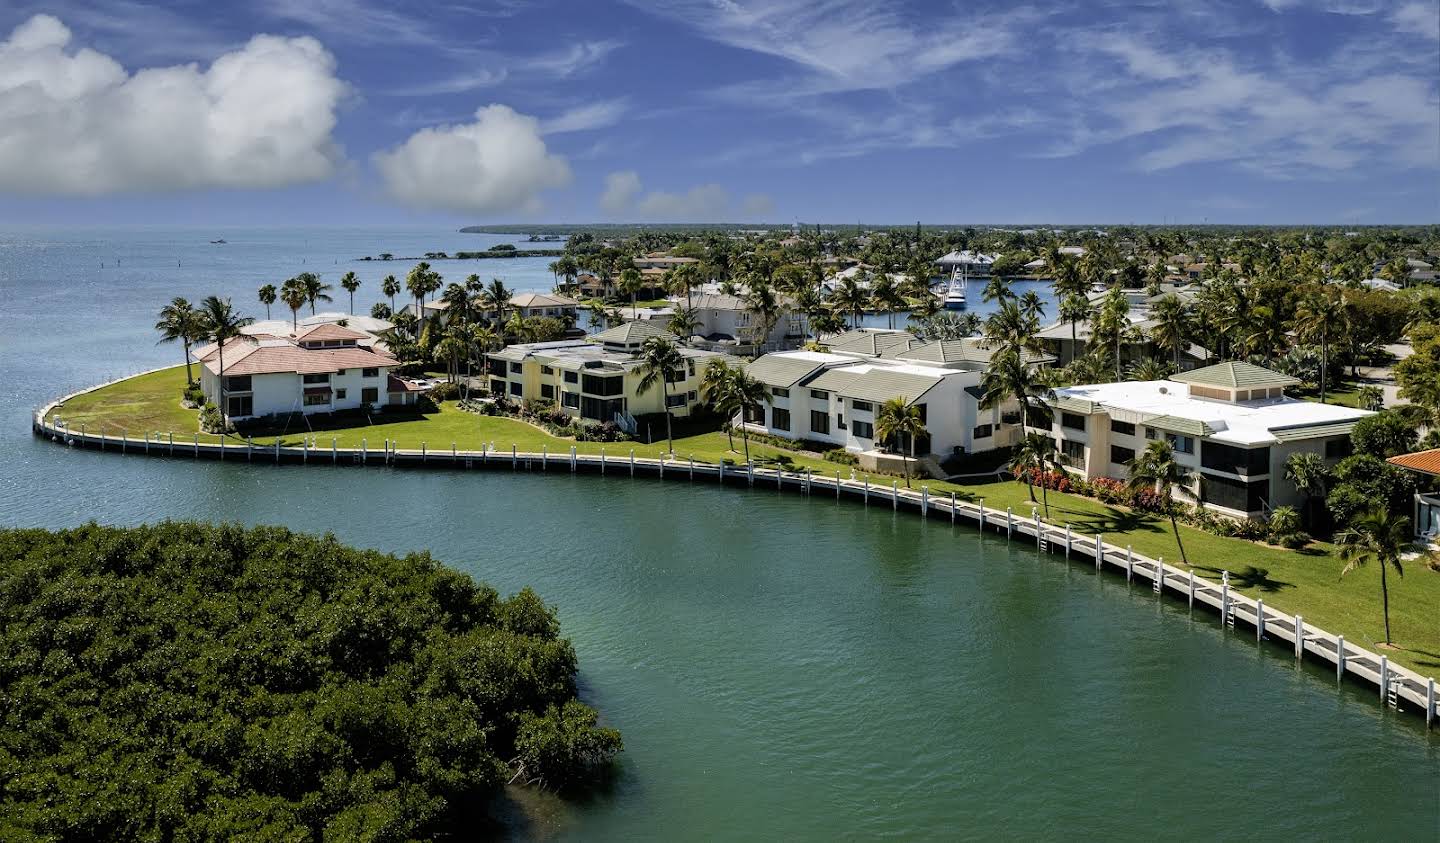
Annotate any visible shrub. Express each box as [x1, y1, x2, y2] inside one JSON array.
[[198, 404, 231, 434], [429, 381, 461, 402], [824, 448, 859, 466], [181, 384, 205, 406], [576, 421, 625, 442], [1265, 506, 1310, 549]]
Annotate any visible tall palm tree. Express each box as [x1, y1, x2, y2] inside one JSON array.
[[982, 275, 1014, 304], [1293, 287, 1345, 403], [979, 348, 1052, 432], [296, 272, 332, 316], [875, 397, 927, 487], [1058, 293, 1091, 360], [197, 296, 253, 420], [618, 267, 645, 312], [155, 297, 204, 386], [440, 282, 473, 327], [257, 284, 277, 321], [744, 281, 781, 349], [668, 306, 701, 340], [869, 273, 905, 329], [1091, 284, 1133, 380], [1335, 506, 1409, 646], [700, 359, 739, 451], [405, 262, 435, 321], [340, 271, 361, 315], [280, 277, 308, 331], [1128, 357, 1174, 381], [635, 335, 685, 453], [703, 362, 767, 463], [1010, 432, 1058, 518], [1018, 290, 1047, 324], [1126, 440, 1193, 564], [1149, 295, 1192, 367], [479, 278, 513, 329], [832, 276, 870, 329], [381, 274, 400, 315]]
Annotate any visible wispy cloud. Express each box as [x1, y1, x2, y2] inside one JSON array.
[[380, 40, 624, 96], [541, 99, 629, 134]]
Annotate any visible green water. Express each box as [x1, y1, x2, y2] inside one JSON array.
[[5, 455, 1436, 839]]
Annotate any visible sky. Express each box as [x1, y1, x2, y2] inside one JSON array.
[[0, 0, 1435, 226]]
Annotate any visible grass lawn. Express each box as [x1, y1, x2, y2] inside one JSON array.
[[48, 366, 1440, 674], [1294, 381, 1373, 409]]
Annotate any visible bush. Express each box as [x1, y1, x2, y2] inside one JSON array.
[[182, 384, 205, 406], [0, 523, 619, 838], [198, 404, 231, 434], [823, 448, 858, 466], [429, 381, 461, 402], [576, 421, 625, 442], [1265, 506, 1310, 549], [1350, 411, 1418, 459]]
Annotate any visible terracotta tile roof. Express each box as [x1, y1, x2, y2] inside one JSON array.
[[1388, 449, 1440, 476], [295, 323, 370, 342], [387, 374, 428, 393], [195, 336, 396, 377]]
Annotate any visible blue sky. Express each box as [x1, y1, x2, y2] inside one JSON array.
[[0, 0, 1435, 225]]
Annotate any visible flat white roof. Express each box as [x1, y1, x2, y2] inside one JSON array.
[[1055, 380, 1370, 445]]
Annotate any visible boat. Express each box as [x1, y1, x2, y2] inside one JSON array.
[[942, 281, 967, 310], [210, 239, 227, 244]]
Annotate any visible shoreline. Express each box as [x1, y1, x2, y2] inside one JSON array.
[[31, 377, 1440, 730]]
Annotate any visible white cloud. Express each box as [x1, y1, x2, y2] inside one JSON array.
[[637, 184, 730, 219], [523, 40, 624, 78], [541, 99, 629, 134], [0, 15, 346, 195], [374, 104, 571, 214], [1391, 1, 1440, 38], [741, 194, 775, 216], [600, 170, 641, 212]]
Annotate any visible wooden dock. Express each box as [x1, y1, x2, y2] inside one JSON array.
[[33, 393, 1439, 728]]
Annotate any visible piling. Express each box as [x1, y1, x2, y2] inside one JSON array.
[[1256, 599, 1265, 640], [1294, 615, 1304, 659], [1337, 635, 1346, 679], [892, 481, 898, 510]]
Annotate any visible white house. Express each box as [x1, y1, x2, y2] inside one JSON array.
[[1041, 361, 1372, 519], [194, 323, 410, 421], [935, 250, 998, 278], [675, 292, 807, 355]]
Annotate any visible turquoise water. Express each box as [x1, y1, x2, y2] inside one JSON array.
[[2, 228, 1436, 839]]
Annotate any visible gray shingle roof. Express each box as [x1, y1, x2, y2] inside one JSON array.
[[841, 369, 944, 405], [591, 320, 668, 345], [745, 355, 827, 388], [805, 368, 862, 393], [1269, 420, 1362, 443]]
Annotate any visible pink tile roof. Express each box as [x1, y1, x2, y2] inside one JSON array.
[[194, 336, 397, 377], [294, 323, 370, 342], [1389, 449, 1440, 477]]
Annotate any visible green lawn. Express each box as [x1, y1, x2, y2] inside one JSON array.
[[47, 366, 1440, 674]]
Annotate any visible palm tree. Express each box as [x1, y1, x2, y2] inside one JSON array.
[[668, 306, 700, 340], [257, 284, 277, 320], [875, 397, 927, 487], [440, 282, 473, 327], [979, 348, 1052, 432], [155, 297, 204, 386], [1293, 287, 1345, 403], [480, 278, 513, 328], [744, 281, 781, 349], [1128, 357, 1174, 381], [381, 274, 400, 315], [280, 277, 308, 331], [635, 335, 685, 453], [1357, 385, 1384, 412], [1057, 294, 1090, 360], [869, 273, 905, 329], [197, 296, 253, 420], [296, 272, 331, 316], [618, 267, 645, 312], [1091, 284, 1133, 380], [1149, 295, 1192, 367], [1126, 440, 1193, 564], [1018, 291, 1047, 324], [700, 359, 739, 451], [701, 361, 767, 463], [1335, 507, 1409, 646], [832, 276, 870, 328], [1010, 432, 1058, 518], [982, 275, 1014, 304], [434, 325, 470, 384], [340, 271, 361, 315], [1284, 451, 1331, 531]]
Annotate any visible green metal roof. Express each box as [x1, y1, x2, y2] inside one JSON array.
[[1269, 420, 1360, 443], [1052, 394, 1100, 414], [1144, 414, 1217, 437], [826, 330, 920, 357], [805, 368, 862, 394], [1169, 361, 1298, 389], [842, 369, 943, 405], [744, 354, 826, 388], [591, 320, 668, 345]]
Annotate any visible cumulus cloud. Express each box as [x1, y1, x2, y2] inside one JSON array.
[[600, 170, 641, 213], [741, 193, 775, 216], [374, 104, 571, 214], [0, 14, 346, 195]]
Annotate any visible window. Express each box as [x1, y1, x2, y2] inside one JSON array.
[[334, 388, 347, 400], [302, 373, 330, 384], [1202, 473, 1270, 512], [772, 386, 790, 398], [361, 387, 378, 403], [1111, 419, 1135, 436], [564, 370, 579, 384], [304, 392, 329, 406], [687, 360, 695, 376], [1145, 426, 1158, 440], [561, 392, 580, 409], [1061, 412, 1086, 431], [973, 423, 993, 439], [362, 367, 379, 378], [837, 413, 846, 430], [224, 375, 251, 392], [852, 420, 874, 439], [541, 365, 554, 375], [509, 362, 522, 374], [852, 400, 873, 412], [811, 410, 830, 435], [1325, 438, 1352, 459], [582, 374, 622, 396], [915, 404, 927, 425], [226, 395, 252, 417], [772, 407, 791, 431], [541, 384, 555, 399], [665, 367, 685, 384], [488, 359, 507, 377], [1110, 445, 1135, 465], [1165, 433, 1195, 454], [509, 382, 522, 397], [810, 389, 829, 400], [1060, 439, 1085, 465], [743, 404, 765, 423], [1201, 442, 1268, 475], [335, 369, 346, 376], [688, 391, 696, 401], [667, 394, 686, 408], [490, 379, 505, 395]]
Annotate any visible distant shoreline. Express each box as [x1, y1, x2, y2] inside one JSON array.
[[356, 250, 564, 262]]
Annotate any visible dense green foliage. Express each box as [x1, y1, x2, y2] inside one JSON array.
[[0, 523, 619, 841]]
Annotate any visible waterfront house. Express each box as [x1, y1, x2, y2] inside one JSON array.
[[677, 292, 807, 355], [193, 323, 408, 420], [741, 330, 1054, 470], [486, 322, 730, 431], [418, 291, 581, 328], [1385, 449, 1440, 542], [1040, 361, 1372, 519], [935, 250, 997, 279]]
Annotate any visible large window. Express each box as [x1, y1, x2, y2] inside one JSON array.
[[1060, 439, 1085, 466], [851, 400, 873, 413], [226, 395, 252, 417], [509, 362, 523, 374], [973, 423, 993, 439], [362, 367, 379, 378], [302, 373, 330, 385], [561, 392, 579, 409], [666, 394, 686, 408], [488, 359, 507, 377], [582, 374, 622, 396], [1110, 445, 1135, 465], [810, 389, 829, 400], [541, 384, 555, 400], [334, 388, 347, 400], [509, 382, 522, 397], [224, 375, 251, 392], [563, 370, 579, 384], [541, 365, 554, 375], [1325, 437, 1353, 459], [772, 407, 791, 431], [361, 387, 378, 403], [811, 410, 830, 435], [772, 386, 790, 398], [303, 393, 329, 406], [743, 404, 765, 424], [1165, 433, 1195, 454], [1111, 419, 1135, 436], [852, 420, 874, 439], [1061, 412, 1086, 431], [490, 379, 505, 395], [1201, 442, 1269, 476], [1202, 473, 1269, 512]]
